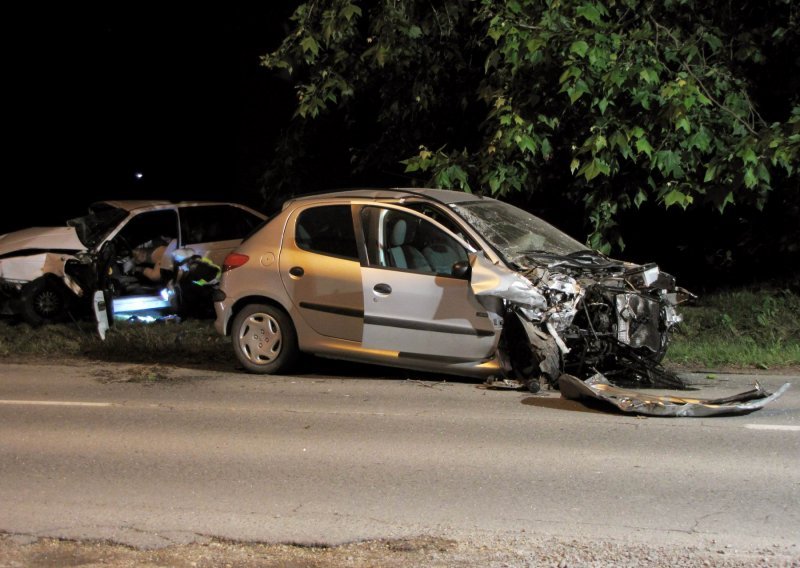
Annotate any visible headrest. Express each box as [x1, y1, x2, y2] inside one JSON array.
[[390, 219, 408, 246]]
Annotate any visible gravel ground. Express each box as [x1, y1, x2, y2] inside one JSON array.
[[1, 534, 798, 567]]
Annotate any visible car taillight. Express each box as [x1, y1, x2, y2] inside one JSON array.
[[222, 253, 249, 272]]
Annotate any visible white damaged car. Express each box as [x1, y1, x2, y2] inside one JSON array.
[[0, 200, 266, 328]]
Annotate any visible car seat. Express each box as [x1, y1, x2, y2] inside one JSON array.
[[422, 240, 465, 276], [387, 218, 431, 271]]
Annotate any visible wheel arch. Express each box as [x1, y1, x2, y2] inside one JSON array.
[[226, 294, 293, 336], [19, 273, 76, 325]]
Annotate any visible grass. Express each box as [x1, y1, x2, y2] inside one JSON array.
[[665, 287, 800, 370], [0, 317, 231, 365], [1, 288, 798, 371]]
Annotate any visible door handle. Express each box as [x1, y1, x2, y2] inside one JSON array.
[[289, 266, 304, 277], [373, 283, 392, 294]]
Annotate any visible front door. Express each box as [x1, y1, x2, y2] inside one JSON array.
[[359, 205, 497, 359]]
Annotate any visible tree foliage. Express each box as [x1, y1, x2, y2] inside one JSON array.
[[261, 0, 799, 253]]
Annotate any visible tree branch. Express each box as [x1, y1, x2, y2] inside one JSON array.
[[650, 17, 761, 137]]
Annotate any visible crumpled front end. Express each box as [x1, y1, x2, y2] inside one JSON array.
[[0, 252, 88, 315], [470, 251, 694, 391]]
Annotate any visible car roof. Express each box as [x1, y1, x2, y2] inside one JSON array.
[[281, 187, 493, 209], [91, 200, 172, 212], [91, 200, 265, 215]]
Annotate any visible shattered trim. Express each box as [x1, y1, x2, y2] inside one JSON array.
[[558, 373, 791, 417]]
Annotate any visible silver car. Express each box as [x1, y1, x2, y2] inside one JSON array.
[[214, 188, 692, 390]]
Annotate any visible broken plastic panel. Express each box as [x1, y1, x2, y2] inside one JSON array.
[[558, 373, 791, 417]]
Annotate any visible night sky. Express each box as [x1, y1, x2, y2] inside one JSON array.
[[4, 3, 299, 234]]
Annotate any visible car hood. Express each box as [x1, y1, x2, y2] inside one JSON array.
[[0, 226, 86, 257]]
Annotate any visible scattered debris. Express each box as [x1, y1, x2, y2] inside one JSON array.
[[558, 373, 791, 417]]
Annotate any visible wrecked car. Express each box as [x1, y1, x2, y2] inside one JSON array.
[[214, 188, 694, 389], [0, 200, 266, 329]]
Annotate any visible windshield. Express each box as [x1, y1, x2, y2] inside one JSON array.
[[67, 204, 128, 248], [452, 199, 588, 263]]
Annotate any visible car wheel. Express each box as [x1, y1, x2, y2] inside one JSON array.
[[644, 329, 671, 364], [20, 277, 68, 326], [231, 303, 298, 374]]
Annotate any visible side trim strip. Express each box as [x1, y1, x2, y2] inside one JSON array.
[[299, 302, 364, 318], [364, 315, 495, 337]]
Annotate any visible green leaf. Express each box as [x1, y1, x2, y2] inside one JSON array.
[[594, 134, 607, 152], [579, 158, 610, 181], [689, 128, 711, 152], [744, 167, 758, 188], [676, 116, 691, 133], [703, 32, 722, 51], [408, 25, 423, 39], [577, 3, 603, 24], [340, 4, 362, 21], [403, 159, 420, 173], [740, 147, 758, 165], [703, 164, 717, 182], [570, 40, 589, 58], [635, 138, 653, 158], [663, 189, 692, 209], [570, 158, 581, 173], [634, 189, 647, 208], [609, 130, 627, 150], [541, 137, 553, 159], [300, 36, 320, 56], [655, 150, 684, 178], [567, 80, 590, 103], [757, 162, 771, 183], [640, 68, 658, 84], [526, 38, 545, 54], [558, 66, 582, 84], [718, 191, 735, 213], [518, 134, 538, 154]]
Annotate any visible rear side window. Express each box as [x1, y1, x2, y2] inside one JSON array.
[[180, 205, 263, 245], [295, 205, 358, 260]]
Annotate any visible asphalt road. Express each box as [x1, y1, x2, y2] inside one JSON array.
[[0, 360, 798, 553]]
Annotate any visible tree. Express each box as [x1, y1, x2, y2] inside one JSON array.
[[260, 0, 799, 256]]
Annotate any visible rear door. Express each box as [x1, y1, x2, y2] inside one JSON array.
[[278, 204, 364, 342]]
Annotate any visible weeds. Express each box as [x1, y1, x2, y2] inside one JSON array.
[[665, 288, 800, 369], [0, 317, 230, 365]]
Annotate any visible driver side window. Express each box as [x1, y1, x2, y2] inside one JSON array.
[[115, 210, 179, 251], [361, 207, 468, 276]]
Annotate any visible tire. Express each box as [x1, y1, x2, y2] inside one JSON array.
[[19, 277, 69, 326], [231, 303, 298, 374], [644, 330, 671, 364]]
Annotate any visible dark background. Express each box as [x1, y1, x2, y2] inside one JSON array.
[[4, 3, 299, 232], [4, 3, 797, 292]]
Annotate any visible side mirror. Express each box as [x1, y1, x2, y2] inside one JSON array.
[[452, 260, 471, 279]]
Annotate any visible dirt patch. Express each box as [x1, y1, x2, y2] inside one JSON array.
[[91, 364, 176, 385], [1, 534, 797, 568]]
